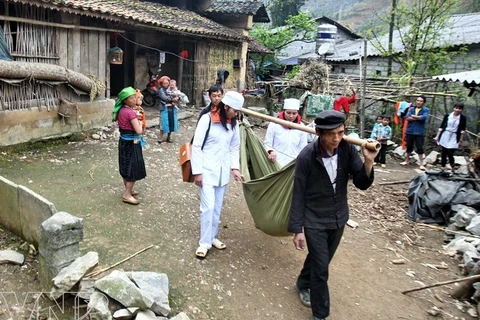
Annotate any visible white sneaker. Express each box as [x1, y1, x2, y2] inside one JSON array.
[[381, 164, 386, 168]]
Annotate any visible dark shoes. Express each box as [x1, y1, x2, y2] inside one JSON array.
[[294, 283, 311, 308]]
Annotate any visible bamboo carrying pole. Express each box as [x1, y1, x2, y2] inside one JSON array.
[[240, 108, 381, 151]]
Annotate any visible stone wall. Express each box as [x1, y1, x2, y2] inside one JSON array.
[[0, 176, 56, 247], [0, 99, 114, 147]]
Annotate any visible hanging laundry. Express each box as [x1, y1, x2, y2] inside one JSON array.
[[333, 93, 356, 114], [299, 91, 334, 117]]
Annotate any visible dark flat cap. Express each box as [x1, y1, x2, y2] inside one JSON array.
[[315, 110, 346, 129]]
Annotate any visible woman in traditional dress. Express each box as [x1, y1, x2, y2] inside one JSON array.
[[434, 102, 467, 172], [112, 86, 147, 205], [157, 76, 179, 143]]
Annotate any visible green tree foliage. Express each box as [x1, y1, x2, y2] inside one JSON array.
[[366, 0, 465, 77], [268, 0, 306, 27], [250, 12, 316, 77]]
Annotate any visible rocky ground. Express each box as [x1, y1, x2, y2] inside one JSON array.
[[0, 108, 475, 320]]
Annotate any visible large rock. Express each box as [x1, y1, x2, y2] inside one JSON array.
[[135, 310, 157, 320], [40, 211, 84, 250], [454, 156, 468, 167], [112, 307, 139, 320], [95, 270, 154, 310], [39, 212, 83, 288], [444, 236, 480, 255], [126, 271, 170, 316], [50, 251, 99, 300], [451, 205, 477, 228], [77, 278, 96, 300], [467, 214, 480, 236], [0, 250, 25, 265], [391, 146, 406, 159], [424, 151, 439, 165], [88, 291, 112, 320], [170, 312, 191, 320]]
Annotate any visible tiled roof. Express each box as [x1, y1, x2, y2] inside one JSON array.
[[327, 12, 480, 62], [204, 0, 270, 23], [11, 0, 247, 41], [247, 37, 273, 54]]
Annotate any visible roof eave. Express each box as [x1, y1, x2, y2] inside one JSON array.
[[9, 0, 247, 42]]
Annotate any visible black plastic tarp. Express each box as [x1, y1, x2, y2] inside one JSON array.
[[408, 171, 480, 224]]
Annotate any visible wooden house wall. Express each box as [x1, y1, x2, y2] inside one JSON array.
[[191, 41, 240, 106]]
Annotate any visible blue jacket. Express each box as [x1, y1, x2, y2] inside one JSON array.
[[405, 106, 429, 135]]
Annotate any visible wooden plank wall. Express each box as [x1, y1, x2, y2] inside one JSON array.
[[58, 27, 108, 99], [195, 41, 210, 107]]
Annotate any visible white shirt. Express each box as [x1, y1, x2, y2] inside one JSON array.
[[264, 122, 308, 167], [439, 112, 460, 149], [191, 113, 240, 187]]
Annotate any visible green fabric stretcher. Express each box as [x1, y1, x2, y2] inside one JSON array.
[[240, 123, 295, 237]]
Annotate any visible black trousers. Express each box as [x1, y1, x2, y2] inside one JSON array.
[[374, 144, 387, 164], [406, 134, 425, 154], [441, 147, 456, 167], [296, 227, 344, 319]]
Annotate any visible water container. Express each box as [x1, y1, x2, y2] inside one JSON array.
[[316, 24, 337, 56]]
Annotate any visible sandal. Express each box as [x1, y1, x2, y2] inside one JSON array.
[[400, 161, 408, 166], [419, 165, 426, 171], [212, 238, 226, 250], [122, 196, 139, 205], [195, 246, 208, 259], [131, 190, 139, 196]]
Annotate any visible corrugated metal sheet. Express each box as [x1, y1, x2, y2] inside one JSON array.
[[432, 69, 480, 85], [10, 0, 247, 41], [326, 13, 480, 62]]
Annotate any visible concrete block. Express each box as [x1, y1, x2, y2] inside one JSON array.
[[39, 243, 80, 281], [0, 176, 21, 237], [18, 185, 56, 246]]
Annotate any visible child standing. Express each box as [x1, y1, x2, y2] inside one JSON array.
[[370, 115, 383, 136], [371, 115, 392, 168]]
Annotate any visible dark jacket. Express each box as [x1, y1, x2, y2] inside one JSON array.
[[288, 139, 374, 233], [438, 112, 467, 143]]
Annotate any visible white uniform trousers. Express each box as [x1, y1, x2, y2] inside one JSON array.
[[199, 183, 227, 249]]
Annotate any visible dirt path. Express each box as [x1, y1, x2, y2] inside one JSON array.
[[0, 112, 470, 320]]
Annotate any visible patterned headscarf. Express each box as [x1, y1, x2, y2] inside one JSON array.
[[112, 86, 136, 121]]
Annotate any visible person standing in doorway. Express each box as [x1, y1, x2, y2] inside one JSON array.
[[433, 102, 467, 172], [288, 110, 378, 320], [264, 98, 308, 167], [401, 95, 430, 170], [190, 91, 245, 259], [157, 76, 179, 143]]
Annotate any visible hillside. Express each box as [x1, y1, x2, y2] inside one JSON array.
[[298, 0, 479, 33]]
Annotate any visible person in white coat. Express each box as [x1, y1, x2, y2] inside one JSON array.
[[190, 91, 245, 258], [264, 98, 308, 167]]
